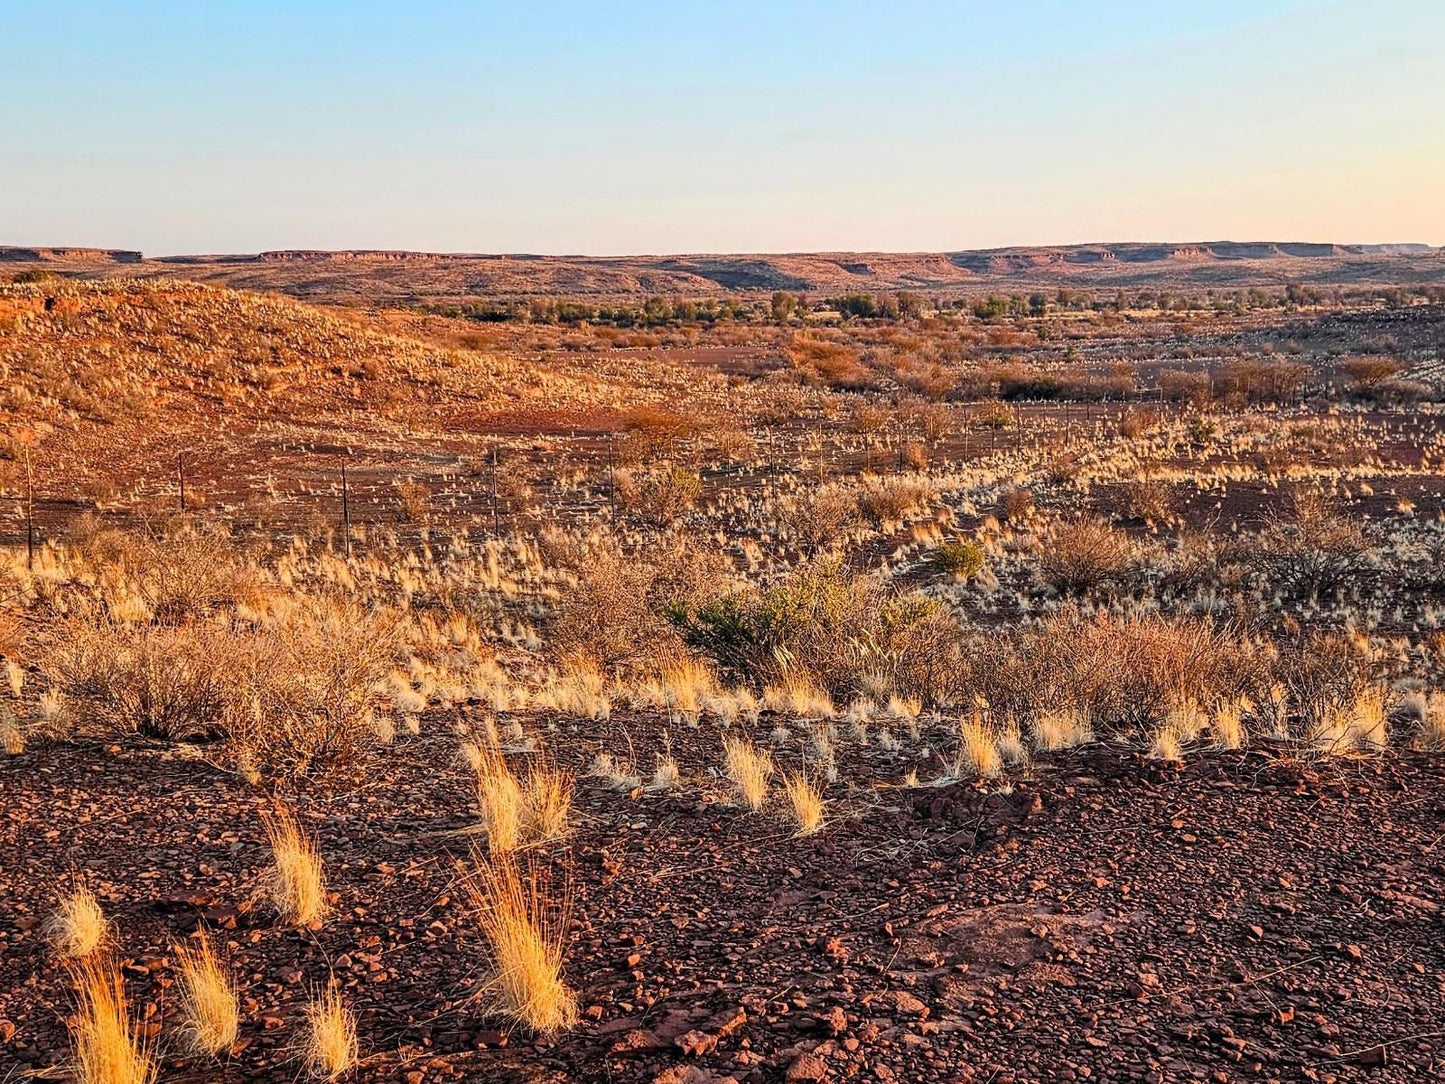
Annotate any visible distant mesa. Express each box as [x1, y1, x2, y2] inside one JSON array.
[[0, 246, 142, 263]]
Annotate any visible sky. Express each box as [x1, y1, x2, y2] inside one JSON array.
[[3, 0, 1443, 255]]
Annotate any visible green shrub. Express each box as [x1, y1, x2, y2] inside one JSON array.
[[933, 541, 985, 578]]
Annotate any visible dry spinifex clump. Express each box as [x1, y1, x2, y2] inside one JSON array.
[[464, 854, 578, 1034], [261, 806, 328, 927], [67, 957, 156, 1084], [468, 742, 573, 855], [173, 930, 240, 1057]]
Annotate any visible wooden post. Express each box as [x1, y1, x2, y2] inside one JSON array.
[[24, 446, 35, 571], [341, 463, 351, 559], [607, 434, 616, 515], [491, 446, 500, 535], [177, 452, 187, 513]]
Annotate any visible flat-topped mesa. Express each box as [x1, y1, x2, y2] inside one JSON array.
[[0, 246, 142, 263], [255, 250, 500, 263]]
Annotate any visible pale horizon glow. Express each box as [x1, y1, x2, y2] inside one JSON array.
[[4, 0, 1443, 256]]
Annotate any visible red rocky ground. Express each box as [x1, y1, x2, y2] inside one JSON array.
[[3, 718, 1443, 1083]]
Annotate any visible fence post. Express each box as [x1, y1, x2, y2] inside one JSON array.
[[341, 463, 351, 559], [491, 446, 500, 535], [24, 447, 35, 571], [607, 434, 616, 515]]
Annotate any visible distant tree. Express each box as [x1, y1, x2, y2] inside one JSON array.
[[770, 291, 799, 323], [972, 294, 1007, 320], [1340, 356, 1403, 390]]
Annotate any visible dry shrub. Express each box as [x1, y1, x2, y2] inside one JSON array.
[[550, 534, 728, 674], [999, 486, 1034, 523], [678, 560, 959, 705], [48, 621, 244, 741], [616, 405, 698, 463], [230, 598, 398, 778], [49, 595, 395, 778], [1037, 518, 1135, 595], [262, 807, 328, 927], [1278, 630, 1373, 740], [965, 611, 1263, 737], [302, 981, 357, 1082], [1117, 407, 1160, 439], [67, 958, 156, 1084], [616, 467, 701, 527], [173, 931, 239, 1057], [394, 478, 433, 523], [782, 769, 825, 835], [1121, 476, 1175, 524], [49, 885, 108, 958], [464, 855, 577, 1034], [785, 486, 860, 554], [723, 736, 773, 810], [68, 523, 252, 625], [856, 476, 935, 528], [1241, 489, 1370, 599]]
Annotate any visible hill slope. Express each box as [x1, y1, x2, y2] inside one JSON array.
[[3, 241, 1440, 305]]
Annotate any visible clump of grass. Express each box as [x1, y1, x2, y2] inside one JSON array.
[[472, 745, 572, 854], [650, 753, 680, 790], [782, 770, 825, 835], [302, 981, 357, 1082], [67, 958, 156, 1084], [521, 757, 573, 843], [1148, 726, 1183, 762], [262, 807, 328, 927], [48, 885, 109, 958], [173, 931, 239, 1057], [956, 717, 1003, 778], [465, 855, 578, 1034], [996, 726, 1028, 766], [1211, 698, 1248, 750], [1031, 707, 1093, 752], [1312, 690, 1389, 755], [0, 707, 24, 755], [1414, 690, 1445, 751], [723, 736, 773, 810]]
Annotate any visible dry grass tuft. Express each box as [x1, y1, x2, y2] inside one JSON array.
[[302, 981, 357, 1082], [465, 855, 578, 1034], [782, 770, 826, 835], [173, 931, 239, 1057], [1031, 707, 1094, 752], [473, 745, 573, 853], [723, 736, 773, 810], [67, 957, 156, 1084], [1211, 699, 1248, 750], [956, 717, 1003, 778], [0, 707, 24, 755], [1148, 726, 1183, 762], [49, 885, 109, 958], [262, 807, 328, 927]]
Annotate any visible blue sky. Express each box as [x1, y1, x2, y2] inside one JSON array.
[[3, 0, 1442, 254]]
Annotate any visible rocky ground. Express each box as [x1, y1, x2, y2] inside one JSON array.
[[4, 717, 1443, 1083]]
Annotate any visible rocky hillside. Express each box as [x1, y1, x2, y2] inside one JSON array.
[[4, 241, 1440, 305]]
